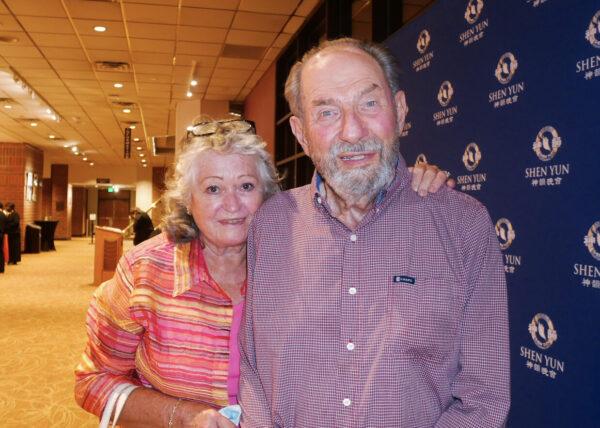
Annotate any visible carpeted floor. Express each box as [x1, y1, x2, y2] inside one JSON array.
[[0, 237, 132, 427]]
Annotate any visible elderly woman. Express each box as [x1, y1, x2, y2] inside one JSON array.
[[75, 120, 449, 428]]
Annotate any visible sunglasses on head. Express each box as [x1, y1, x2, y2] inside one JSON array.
[[189, 119, 256, 137]]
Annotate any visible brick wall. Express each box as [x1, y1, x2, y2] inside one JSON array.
[[0, 142, 44, 250]]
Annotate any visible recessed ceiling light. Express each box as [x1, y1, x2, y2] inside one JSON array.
[[190, 79, 198, 87], [3, 104, 12, 109], [122, 108, 131, 113], [94, 26, 107, 33], [186, 91, 193, 98], [114, 82, 123, 88], [63, 144, 69, 148], [142, 164, 148, 168], [30, 122, 37, 127], [82, 157, 88, 161], [129, 124, 136, 129], [133, 137, 139, 142], [136, 146, 143, 150], [139, 153, 145, 157], [46, 108, 52, 114], [89, 162, 95, 166], [49, 135, 55, 139], [141, 159, 147, 163], [71, 146, 78, 153]]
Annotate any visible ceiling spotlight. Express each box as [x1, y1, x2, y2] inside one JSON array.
[[133, 137, 140, 142], [136, 146, 142, 151], [63, 144, 69, 148], [49, 135, 55, 139], [82, 157, 88, 161], [186, 91, 192, 98], [3, 104, 12, 109], [141, 159, 147, 163], [71, 146, 78, 153], [142, 164, 148, 168], [139, 153, 145, 157], [45, 108, 52, 114], [129, 124, 136, 129], [190, 79, 198, 87], [114, 82, 123, 88], [122, 108, 131, 114], [186, 125, 193, 131], [30, 122, 38, 127], [89, 162, 95, 166], [94, 26, 107, 33]]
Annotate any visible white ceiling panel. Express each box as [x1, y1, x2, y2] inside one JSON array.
[[40, 47, 88, 61], [81, 35, 129, 51], [72, 19, 127, 37], [176, 41, 221, 57], [177, 25, 228, 43], [29, 33, 81, 48], [3, 0, 67, 18], [179, 8, 234, 28], [130, 38, 175, 53], [239, 0, 301, 15], [124, 4, 178, 25], [226, 30, 277, 47], [182, 0, 240, 9], [232, 12, 288, 32], [65, 0, 122, 21], [18, 17, 74, 34], [127, 22, 176, 40]]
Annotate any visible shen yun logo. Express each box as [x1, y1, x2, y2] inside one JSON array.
[[433, 81, 458, 126], [489, 52, 525, 108], [577, 11, 600, 80], [437, 81, 454, 106], [465, 0, 484, 24], [495, 52, 518, 84], [574, 222, 600, 289], [415, 153, 428, 165], [528, 313, 558, 350], [417, 29, 431, 54], [522, 313, 564, 379], [462, 143, 481, 171], [532, 126, 562, 161], [584, 221, 600, 262], [585, 10, 600, 48], [495, 218, 515, 251], [413, 29, 434, 72]]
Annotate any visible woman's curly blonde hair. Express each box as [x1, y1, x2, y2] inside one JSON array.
[[162, 122, 280, 243]]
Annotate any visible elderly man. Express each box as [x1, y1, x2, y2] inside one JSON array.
[[239, 38, 509, 427]]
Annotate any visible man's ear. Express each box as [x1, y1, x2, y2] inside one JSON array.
[[394, 90, 408, 133], [289, 115, 310, 156]]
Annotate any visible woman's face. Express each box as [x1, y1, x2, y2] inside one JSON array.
[[189, 151, 264, 251]]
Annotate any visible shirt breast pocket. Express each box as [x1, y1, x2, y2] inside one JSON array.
[[385, 275, 459, 360]]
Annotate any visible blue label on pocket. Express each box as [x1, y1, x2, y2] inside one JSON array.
[[392, 275, 416, 285]]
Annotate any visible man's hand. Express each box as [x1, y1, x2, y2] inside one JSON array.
[[408, 162, 455, 197]]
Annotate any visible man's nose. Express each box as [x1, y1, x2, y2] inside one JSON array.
[[339, 109, 367, 144]]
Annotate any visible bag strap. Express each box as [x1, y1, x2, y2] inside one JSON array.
[[99, 383, 139, 428]]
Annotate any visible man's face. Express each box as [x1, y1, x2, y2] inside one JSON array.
[[290, 47, 407, 202]]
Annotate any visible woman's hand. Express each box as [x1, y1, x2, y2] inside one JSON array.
[[176, 402, 237, 428], [408, 162, 455, 196]]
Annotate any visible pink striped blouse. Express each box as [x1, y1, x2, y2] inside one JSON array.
[[75, 233, 244, 417]]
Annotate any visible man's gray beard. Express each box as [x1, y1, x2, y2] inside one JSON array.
[[313, 137, 398, 204]]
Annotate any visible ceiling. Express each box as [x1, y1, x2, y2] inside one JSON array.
[[0, 0, 433, 170], [0, 0, 321, 169]]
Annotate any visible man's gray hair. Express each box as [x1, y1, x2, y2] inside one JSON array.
[[284, 37, 401, 117], [162, 126, 280, 243]]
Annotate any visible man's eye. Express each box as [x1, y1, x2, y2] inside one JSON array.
[[241, 182, 255, 191], [364, 100, 378, 108], [206, 185, 219, 193], [319, 109, 337, 119]]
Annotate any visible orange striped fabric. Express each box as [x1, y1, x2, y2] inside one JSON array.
[[75, 233, 238, 417]]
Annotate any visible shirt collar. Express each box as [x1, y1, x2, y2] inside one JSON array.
[[173, 237, 209, 297]]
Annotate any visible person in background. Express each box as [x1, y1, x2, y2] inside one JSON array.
[[75, 119, 451, 428], [0, 202, 6, 273], [239, 37, 509, 427], [5, 202, 21, 265], [131, 208, 155, 245]]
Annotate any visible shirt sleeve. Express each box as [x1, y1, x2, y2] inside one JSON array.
[[436, 204, 511, 428], [239, 223, 273, 427], [74, 253, 144, 417]]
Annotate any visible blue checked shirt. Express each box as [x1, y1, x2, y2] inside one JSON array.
[[240, 156, 510, 427]]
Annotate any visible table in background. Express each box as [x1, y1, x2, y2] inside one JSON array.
[[34, 220, 59, 251]]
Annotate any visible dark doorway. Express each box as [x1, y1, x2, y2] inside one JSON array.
[[97, 189, 131, 230]]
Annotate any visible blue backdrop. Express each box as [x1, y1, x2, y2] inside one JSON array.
[[386, 0, 600, 426]]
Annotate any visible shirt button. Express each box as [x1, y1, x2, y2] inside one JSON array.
[[346, 342, 355, 351], [317, 196, 322, 204], [350, 234, 357, 242], [342, 398, 352, 407], [348, 287, 357, 295]]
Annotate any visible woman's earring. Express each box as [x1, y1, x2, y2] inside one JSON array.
[[186, 207, 191, 216]]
